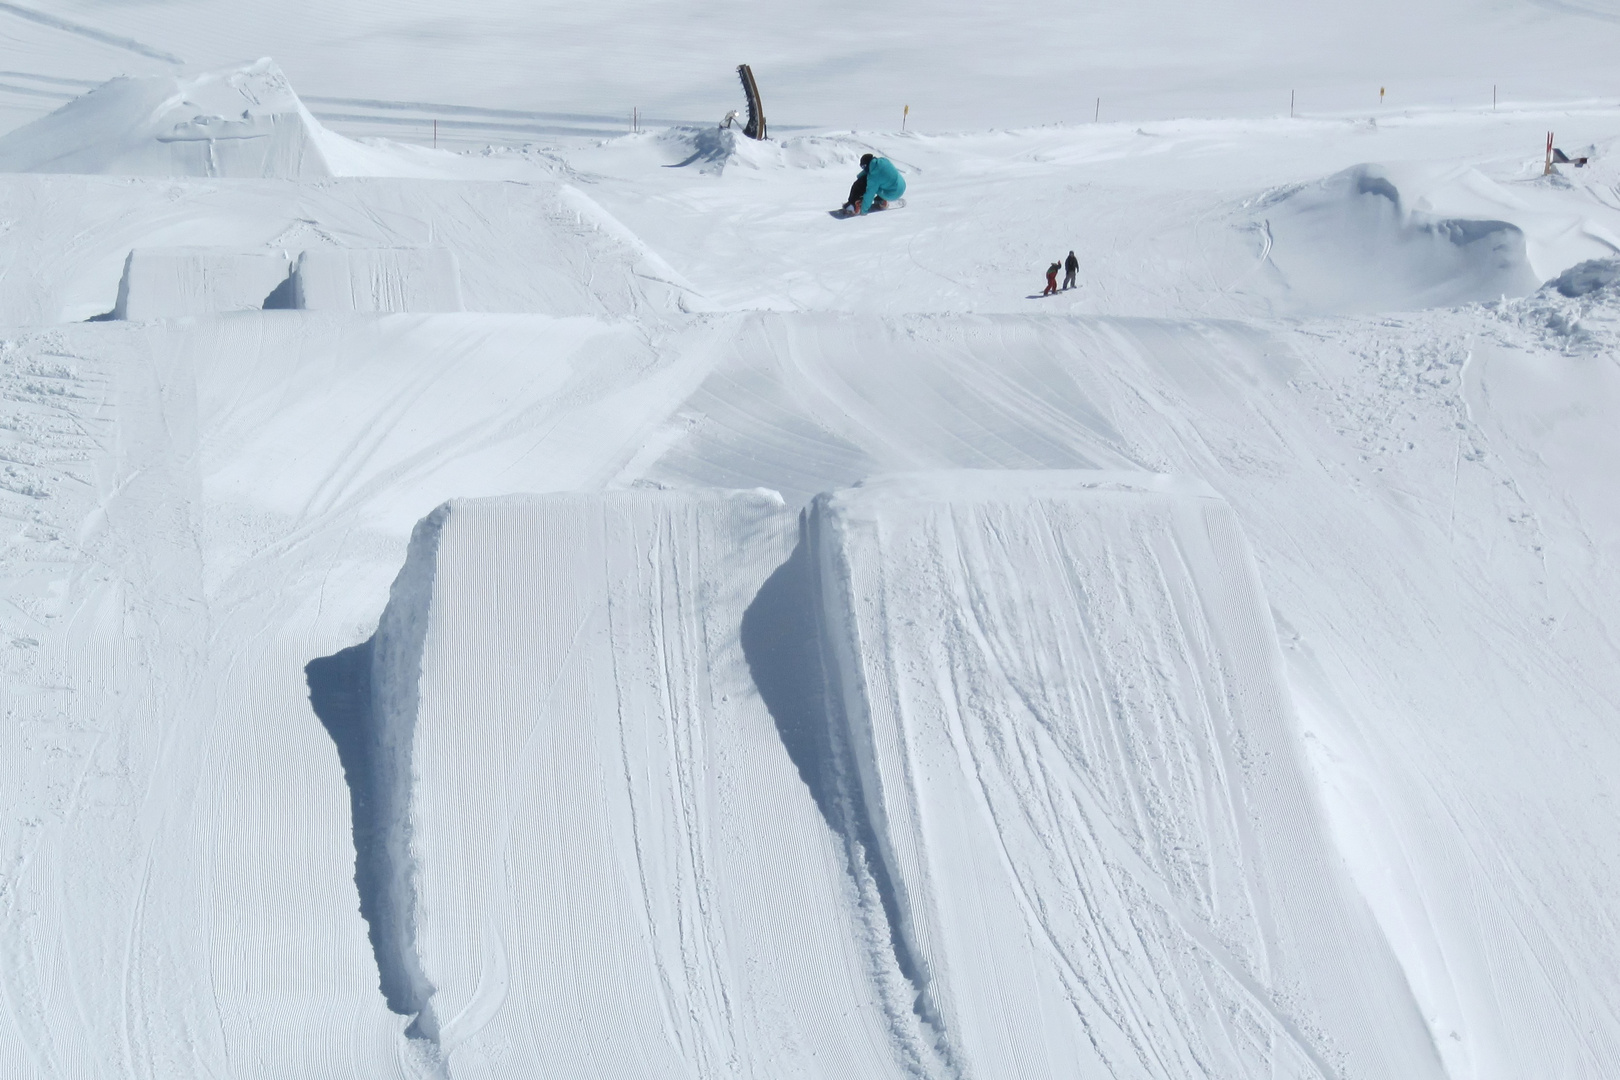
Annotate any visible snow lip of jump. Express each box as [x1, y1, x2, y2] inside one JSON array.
[[833, 469, 1222, 506]]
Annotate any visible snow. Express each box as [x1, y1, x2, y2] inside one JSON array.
[[1259, 164, 1540, 314], [113, 247, 294, 319], [0, 59, 337, 178], [813, 472, 1442, 1079], [0, 16, 1616, 1080], [384, 491, 916, 1077], [292, 248, 464, 313], [1547, 255, 1620, 297], [0, 173, 695, 324]]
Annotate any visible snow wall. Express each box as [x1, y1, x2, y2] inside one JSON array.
[[112, 248, 293, 320], [373, 490, 921, 1078], [366, 476, 1444, 1079], [110, 246, 463, 318], [294, 248, 465, 313]]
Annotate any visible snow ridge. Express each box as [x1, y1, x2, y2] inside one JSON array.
[[752, 522, 957, 1078], [364, 506, 449, 1060]]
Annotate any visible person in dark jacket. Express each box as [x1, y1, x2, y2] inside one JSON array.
[[1042, 261, 1061, 295], [1063, 250, 1079, 290]]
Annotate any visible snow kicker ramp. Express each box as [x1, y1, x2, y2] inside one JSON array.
[[112, 247, 293, 318], [811, 472, 1444, 1080], [372, 490, 917, 1079], [370, 476, 1441, 1079], [111, 247, 463, 318]]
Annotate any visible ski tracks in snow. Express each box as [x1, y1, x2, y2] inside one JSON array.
[[811, 475, 1439, 1080]]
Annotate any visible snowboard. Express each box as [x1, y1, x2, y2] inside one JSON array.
[[830, 198, 906, 219]]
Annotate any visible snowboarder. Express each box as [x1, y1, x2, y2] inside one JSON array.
[[1042, 261, 1061, 295], [1063, 250, 1078, 290], [842, 153, 906, 215]]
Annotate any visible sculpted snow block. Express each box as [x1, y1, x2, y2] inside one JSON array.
[[112, 248, 293, 319], [293, 248, 465, 313], [109, 246, 462, 317], [811, 471, 1446, 1080], [382, 491, 912, 1078]]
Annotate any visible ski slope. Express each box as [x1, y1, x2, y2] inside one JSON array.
[[0, 8, 1615, 1078]]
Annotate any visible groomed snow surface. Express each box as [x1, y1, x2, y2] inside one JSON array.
[[0, 38, 1617, 1080]]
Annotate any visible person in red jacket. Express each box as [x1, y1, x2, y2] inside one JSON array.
[[1042, 261, 1060, 296]]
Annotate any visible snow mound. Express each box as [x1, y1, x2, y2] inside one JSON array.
[[1260, 164, 1540, 314], [1491, 256, 1620, 351], [0, 58, 375, 179], [381, 490, 917, 1076], [1546, 256, 1620, 298], [649, 125, 871, 175], [652, 125, 747, 174], [812, 470, 1446, 1080]]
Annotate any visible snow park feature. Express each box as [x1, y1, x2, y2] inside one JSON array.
[[111, 247, 295, 319], [0, 59, 338, 178], [362, 491, 919, 1077], [810, 472, 1445, 1079], [0, 0, 1618, 1076]]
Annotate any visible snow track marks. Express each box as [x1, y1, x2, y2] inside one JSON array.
[[812, 471, 1444, 1080]]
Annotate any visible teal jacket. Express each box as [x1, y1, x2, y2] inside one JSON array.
[[860, 156, 906, 212]]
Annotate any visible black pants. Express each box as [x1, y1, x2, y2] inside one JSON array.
[[846, 174, 867, 208]]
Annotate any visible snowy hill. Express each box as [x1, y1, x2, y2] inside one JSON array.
[[0, 59, 347, 178], [0, 12, 1617, 1080]]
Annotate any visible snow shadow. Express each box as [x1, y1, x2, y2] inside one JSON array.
[[304, 640, 433, 1027], [740, 532, 923, 988], [741, 536, 836, 821], [663, 126, 736, 172], [261, 271, 298, 310]]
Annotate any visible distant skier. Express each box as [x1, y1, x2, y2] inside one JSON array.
[[1042, 261, 1061, 296], [842, 153, 906, 215], [1063, 250, 1078, 290]]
